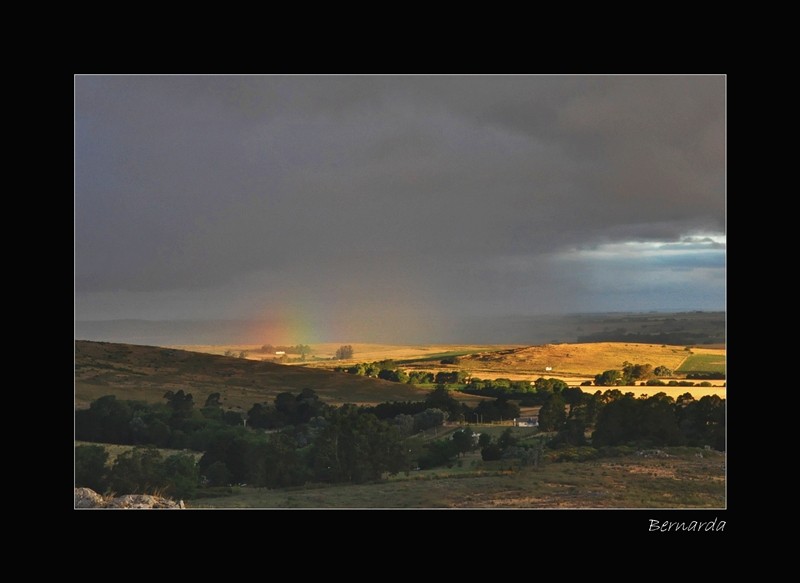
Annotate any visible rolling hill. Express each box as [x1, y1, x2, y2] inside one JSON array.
[[74, 341, 433, 410]]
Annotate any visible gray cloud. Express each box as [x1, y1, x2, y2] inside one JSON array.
[[75, 75, 725, 339]]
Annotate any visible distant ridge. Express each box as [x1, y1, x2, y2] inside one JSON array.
[[75, 311, 725, 346]]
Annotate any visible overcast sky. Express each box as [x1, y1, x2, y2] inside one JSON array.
[[75, 75, 725, 343]]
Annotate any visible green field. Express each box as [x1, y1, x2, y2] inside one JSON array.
[[677, 353, 726, 374], [188, 446, 725, 509]]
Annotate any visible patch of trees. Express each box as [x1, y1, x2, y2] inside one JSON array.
[[480, 429, 544, 467], [75, 444, 199, 499], [424, 385, 471, 421], [533, 388, 725, 453], [595, 363, 676, 386], [334, 345, 354, 360], [308, 405, 409, 482], [622, 362, 653, 382], [591, 393, 725, 450], [473, 397, 520, 423], [686, 372, 726, 380], [434, 370, 470, 384], [594, 369, 623, 386], [247, 388, 328, 429], [77, 389, 416, 492], [361, 401, 428, 420], [258, 344, 312, 355], [338, 360, 411, 381], [75, 393, 244, 450], [407, 371, 435, 384], [419, 427, 477, 469], [339, 362, 476, 387], [459, 377, 566, 406]]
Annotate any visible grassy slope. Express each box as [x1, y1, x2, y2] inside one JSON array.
[[74, 341, 434, 409], [189, 446, 725, 509]]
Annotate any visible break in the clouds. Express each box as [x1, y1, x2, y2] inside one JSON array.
[[75, 75, 725, 342]]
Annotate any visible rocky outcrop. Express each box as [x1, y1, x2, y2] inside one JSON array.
[[75, 487, 184, 509]]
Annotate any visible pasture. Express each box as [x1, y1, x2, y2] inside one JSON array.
[[188, 445, 725, 508], [677, 353, 726, 375]]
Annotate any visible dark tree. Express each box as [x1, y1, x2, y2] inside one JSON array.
[[335, 345, 354, 360], [378, 368, 409, 383], [552, 419, 587, 447], [424, 386, 462, 419], [408, 371, 434, 384], [310, 405, 408, 483], [75, 395, 134, 444], [294, 387, 326, 424], [497, 428, 518, 450], [204, 460, 232, 487], [592, 394, 684, 448], [562, 387, 584, 418], [164, 390, 194, 417], [246, 433, 307, 488], [247, 403, 274, 429], [161, 453, 199, 499], [75, 445, 109, 492], [451, 428, 475, 456], [418, 439, 459, 469], [413, 408, 447, 432], [538, 393, 567, 432], [108, 447, 164, 495], [534, 377, 568, 394], [591, 395, 639, 446], [594, 370, 623, 386], [677, 395, 725, 450], [622, 362, 654, 383], [435, 371, 459, 384], [204, 393, 222, 408]]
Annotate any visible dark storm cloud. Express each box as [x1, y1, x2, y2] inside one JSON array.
[[75, 75, 724, 330]]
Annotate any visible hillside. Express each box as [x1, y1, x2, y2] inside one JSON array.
[[74, 341, 432, 409], [456, 342, 723, 378]]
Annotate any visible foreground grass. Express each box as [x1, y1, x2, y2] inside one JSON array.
[[189, 447, 725, 509]]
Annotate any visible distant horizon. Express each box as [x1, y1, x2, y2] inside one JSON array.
[[74, 310, 725, 347], [74, 307, 725, 323]]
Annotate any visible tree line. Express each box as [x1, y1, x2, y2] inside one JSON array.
[[336, 360, 471, 385], [74, 385, 526, 496], [533, 388, 725, 452], [75, 444, 199, 499], [257, 344, 312, 355], [593, 361, 724, 386]]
